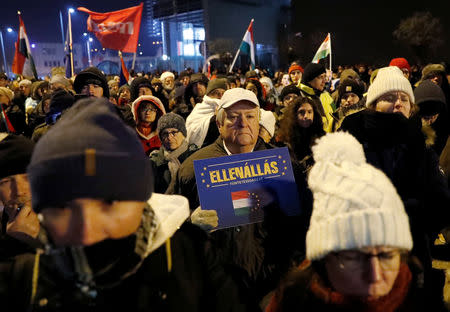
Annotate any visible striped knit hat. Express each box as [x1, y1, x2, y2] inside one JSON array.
[[366, 66, 414, 108]]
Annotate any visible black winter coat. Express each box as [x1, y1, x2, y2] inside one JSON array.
[[0, 223, 257, 312]]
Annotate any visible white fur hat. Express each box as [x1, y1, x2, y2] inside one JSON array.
[[366, 66, 414, 108], [160, 71, 175, 82], [306, 132, 413, 260], [259, 109, 276, 137]]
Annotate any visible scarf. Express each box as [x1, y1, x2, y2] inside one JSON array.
[[310, 263, 412, 312], [163, 139, 189, 182]]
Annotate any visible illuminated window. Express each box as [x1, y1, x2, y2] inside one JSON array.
[[183, 28, 194, 41], [183, 43, 195, 56], [194, 28, 205, 41]]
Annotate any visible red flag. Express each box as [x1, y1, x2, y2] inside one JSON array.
[[119, 53, 130, 85], [78, 3, 143, 53], [12, 15, 38, 78]]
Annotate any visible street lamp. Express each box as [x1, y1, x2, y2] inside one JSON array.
[[86, 37, 93, 66], [68, 8, 75, 14], [7, 28, 13, 33], [0, 27, 14, 74]]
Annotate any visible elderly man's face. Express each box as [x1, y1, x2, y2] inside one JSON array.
[[163, 77, 175, 90], [217, 101, 260, 150], [41, 199, 145, 246]]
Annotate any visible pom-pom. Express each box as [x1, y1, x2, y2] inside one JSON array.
[[312, 132, 366, 165]]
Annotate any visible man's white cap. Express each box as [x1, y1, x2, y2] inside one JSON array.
[[160, 71, 175, 82], [217, 88, 259, 111]]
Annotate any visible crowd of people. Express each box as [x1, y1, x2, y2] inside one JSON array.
[[0, 56, 450, 311]]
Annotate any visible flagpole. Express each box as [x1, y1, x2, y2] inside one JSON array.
[[229, 18, 254, 73], [328, 33, 332, 73], [68, 10, 74, 77]]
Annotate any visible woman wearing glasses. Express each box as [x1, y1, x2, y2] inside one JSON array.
[[266, 132, 442, 311], [132, 95, 166, 155]]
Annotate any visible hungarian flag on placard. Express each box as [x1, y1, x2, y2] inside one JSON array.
[[312, 33, 331, 64], [12, 14, 38, 79], [239, 19, 255, 70], [78, 3, 143, 53], [231, 190, 253, 216]]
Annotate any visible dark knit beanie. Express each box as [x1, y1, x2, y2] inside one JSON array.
[[206, 78, 228, 95], [279, 84, 301, 101], [130, 76, 153, 101], [46, 90, 75, 125], [338, 79, 365, 99], [157, 113, 187, 138], [27, 98, 153, 212], [414, 80, 446, 117], [73, 67, 109, 98], [302, 63, 326, 84], [0, 134, 35, 180]]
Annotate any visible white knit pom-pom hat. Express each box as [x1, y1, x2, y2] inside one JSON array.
[[306, 132, 413, 261], [365, 66, 415, 108]]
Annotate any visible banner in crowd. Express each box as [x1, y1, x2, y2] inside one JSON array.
[[78, 3, 143, 53], [12, 14, 38, 79], [193, 147, 300, 229]]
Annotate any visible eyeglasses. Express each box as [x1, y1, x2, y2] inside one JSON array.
[[142, 106, 157, 113], [161, 129, 180, 139], [332, 249, 402, 271], [377, 92, 410, 105]]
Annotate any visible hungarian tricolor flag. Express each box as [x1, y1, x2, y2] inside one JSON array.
[[312, 33, 332, 64], [231, 190, 253, 216], [12, 14, 38, 79], [239, 19, 255, 70], [119, 52, 130, 86], [78, 3, 143, 53]]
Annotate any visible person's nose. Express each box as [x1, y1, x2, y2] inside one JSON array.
[[366, 256, 383, 283], [72, 202, 102, 246], [237, 115, 248, 128]]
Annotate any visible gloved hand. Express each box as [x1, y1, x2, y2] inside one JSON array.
[[190, 206, 218, 231]]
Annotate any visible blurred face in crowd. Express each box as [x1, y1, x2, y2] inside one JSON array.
[[375, 91, 411, 118], [50, 82, 67, 92], [400, 68, 410, 80], [181, 76, 190, 86], [152, 83, 162, 93], [340, 92, 360, 108], [0, 93, 10, 106], [208, 88, 226, 100], [139, 86, 152, 97], [160, 127, 185, 151], [19, 84, 31, 97], [297, 102, 314, 128], [281, 74, 291, 87], [0, 78, 7, 87], [282, 93, 299, 107], [41, 199, 145, 246], [37, 86, 49, 98], [42, 98, 51, 114], [290, 70, 302, 84], [194, 82, 207, 97], [261, 82, 271, 95], [81, 83, 104, 98], [428, 74, 443, 87], [325, 246, 402, 299], [163, 76, 175, 91], [309, 73, 327, 91], [422, 114, 439, 126], [217, 101, 260, 153], [139, 102, 158, 124], [119, 88, 131, 100], [245, 82, 258, 97], [109, 83, 119, 93], [0, 174, 40, 240]]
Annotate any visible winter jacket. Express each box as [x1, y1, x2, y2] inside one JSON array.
[[298, 83, 335, 133], [0, 193, 256, 312], [185, 95, 221, 148], [150, 142, 198, 193], [172, 137, 306, 301]]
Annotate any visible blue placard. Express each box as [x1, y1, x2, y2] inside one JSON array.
[[193, 147, 300, 229]]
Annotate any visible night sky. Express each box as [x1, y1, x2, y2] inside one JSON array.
[[0, 0, 449, 69]]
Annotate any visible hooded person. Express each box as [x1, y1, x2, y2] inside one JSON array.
[[185, 78, 228, 148], [184, 73, 209, 111], [132, 95, 166, 155], [0, 98, 254, 311], [414, 79, 448, 155], [150, 113, 198, 193], [73, 67, 109, 98], [266, 132, 442, 311], [27, 93, 52, 133], [298, 63, 335, 132], [260, 77, 277, 110], [31, 90, 75, 143]]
